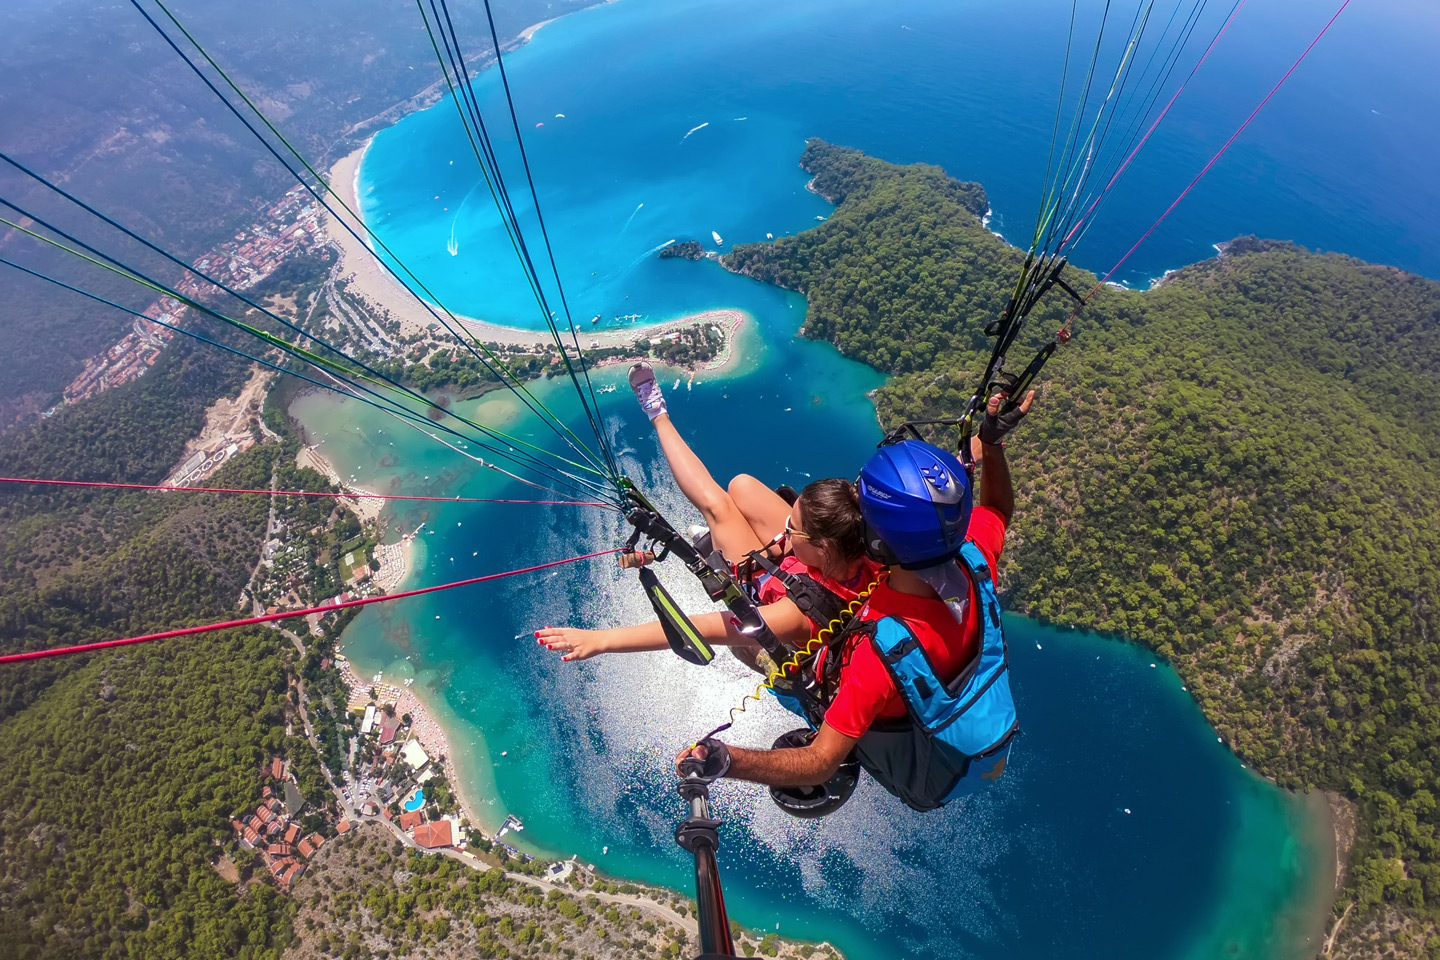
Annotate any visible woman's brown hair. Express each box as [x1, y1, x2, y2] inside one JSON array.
[[796, 478, 866, 562]]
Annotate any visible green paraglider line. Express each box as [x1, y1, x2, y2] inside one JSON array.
[[131, 0, 619, 483], [0, 212, 619, 502], [0, 476, 617, 509], [0, 254, 615, 507]]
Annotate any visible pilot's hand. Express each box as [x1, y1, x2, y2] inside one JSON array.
[[675, 738, 731, 780], [977, 389, 1036, 447]]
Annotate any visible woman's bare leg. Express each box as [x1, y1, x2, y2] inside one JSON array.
[[728, 474, 792, 551], [651, 414, 765, 560]]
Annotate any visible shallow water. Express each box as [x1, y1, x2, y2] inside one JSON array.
[[297, 324, 1333, 960], [285, 0, 1440, 953]]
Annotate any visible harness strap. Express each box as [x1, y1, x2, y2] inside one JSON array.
[[744, 550, 850, 631], [638, 567, 714, 666], [866, 543, 1010, 741]]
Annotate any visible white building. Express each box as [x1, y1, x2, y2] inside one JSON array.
[[360, 704, 376, 736], [400, 740, 430, 771]]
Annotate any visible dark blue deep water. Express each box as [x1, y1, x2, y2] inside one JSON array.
[[298, 0, 1440, 956]]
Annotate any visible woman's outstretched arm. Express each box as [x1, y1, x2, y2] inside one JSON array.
[[535, 596, 809, 661]]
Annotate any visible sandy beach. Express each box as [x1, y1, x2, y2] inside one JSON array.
[[322, 145, 753, 363], [295, 441, 422, 595], [314, 124, 755, 847]]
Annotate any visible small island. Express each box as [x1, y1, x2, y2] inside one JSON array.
[[658, 240, 709, 261]]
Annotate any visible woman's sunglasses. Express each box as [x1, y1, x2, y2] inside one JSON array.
[[783, 513, 812, 541]]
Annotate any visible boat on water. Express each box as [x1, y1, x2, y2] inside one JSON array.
[[590, 313, 601, 324], [766, 232, 774, 239], [497, 814, 526, 838], [711, 230, 724, 246]]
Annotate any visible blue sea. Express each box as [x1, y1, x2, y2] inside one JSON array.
[[300, 0, 1440, 957]]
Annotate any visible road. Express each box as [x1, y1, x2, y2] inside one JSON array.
[[241, 463, 698, 941]]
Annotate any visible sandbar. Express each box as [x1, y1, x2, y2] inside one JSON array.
[[323, 144, 753, 363]]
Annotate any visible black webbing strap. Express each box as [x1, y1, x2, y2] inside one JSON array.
[[621, 482, 794, 667], [744, 550, 849, 632], [638, 567, 714, 665]]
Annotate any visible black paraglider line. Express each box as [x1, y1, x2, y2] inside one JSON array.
[[130, 0, 619, 487], [0, 155, 616, 496], [433, 0, 623, 485], [0, 223, 618, 506], [0, 255, 605, 507], [0, 4, 1355, 955]]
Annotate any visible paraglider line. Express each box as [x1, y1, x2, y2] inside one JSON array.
[[0, 549, 622, 664], [1081, 0, 1351, 303], [0, 477, 618, 509]]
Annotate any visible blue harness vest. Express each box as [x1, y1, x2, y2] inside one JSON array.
[[851, 541, 1018, 811]]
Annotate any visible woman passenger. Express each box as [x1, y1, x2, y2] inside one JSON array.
[[534, 362, 882, 662]]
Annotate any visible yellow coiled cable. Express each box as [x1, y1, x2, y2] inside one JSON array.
[[718, 569, 889, 730]]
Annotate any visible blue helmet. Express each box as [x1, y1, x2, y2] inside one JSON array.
[[858, 440, 972, 568]]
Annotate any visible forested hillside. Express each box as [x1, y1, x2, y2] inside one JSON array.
[[0, 323, 332, 955], [727, 140, 1440, 952], [0, 0, 597, 426]]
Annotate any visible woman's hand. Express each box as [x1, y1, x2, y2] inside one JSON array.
[[534, 626, 610, 661]]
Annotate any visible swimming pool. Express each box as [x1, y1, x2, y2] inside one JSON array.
[[402, 788, 424, 813]]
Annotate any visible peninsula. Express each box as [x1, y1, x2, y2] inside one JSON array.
[[715, 139, 1440, 957]]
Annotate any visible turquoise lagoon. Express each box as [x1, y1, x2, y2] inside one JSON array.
[[291, 0, 1440, 955]]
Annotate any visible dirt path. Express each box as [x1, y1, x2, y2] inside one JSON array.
[[170, 366, 272, 476], [1323, 900, 1354, 955]]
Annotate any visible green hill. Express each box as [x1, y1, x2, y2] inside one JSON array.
[[726, 139, 1440, 953]]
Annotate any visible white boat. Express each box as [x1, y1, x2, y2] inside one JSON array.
[[711, 230, 724, 246], [766, 232, 774, 240]]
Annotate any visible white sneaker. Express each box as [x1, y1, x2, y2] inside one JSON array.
[[628, 362, 667, 420]]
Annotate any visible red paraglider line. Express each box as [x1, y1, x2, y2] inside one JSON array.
[[1057, 0, 1252, 252], [1075, 0, 1351, 309], [0, 549, 620, 664]]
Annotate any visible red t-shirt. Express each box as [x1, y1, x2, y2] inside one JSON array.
[[823, 506, 1008, 740], [756, 555, 884, 632]]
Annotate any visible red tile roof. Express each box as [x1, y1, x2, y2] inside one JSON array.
[[297, 839, 315, 859], [246, 815, 264, 833], [413, 819, 453, 849], [284, 823, 301, 844], [381, 807, 393, 821], [335, 819, 352, 834], [377, 713, 400, 745], [242, 826, 260, 846], [266, 820, 284, 836], [269, 857, 290, 877], [398, 810, 423, 831], [230, 819, 245, 833], [281, 863, 304, 886], [259, 806, 276, 823], [267, 843, 292, 857], [262, 786, 273, 799], [306, 832, 325, 849], [270, 757, 284, 780]]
